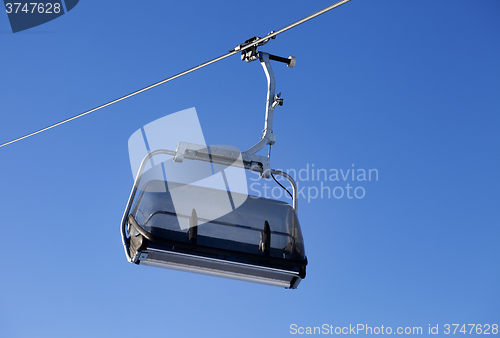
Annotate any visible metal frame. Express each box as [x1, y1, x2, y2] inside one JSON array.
[[120, 149, 298, 263]]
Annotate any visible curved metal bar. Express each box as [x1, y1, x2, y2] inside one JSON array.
[[121, 149, 176, 262], [271, 169, 298, 212]]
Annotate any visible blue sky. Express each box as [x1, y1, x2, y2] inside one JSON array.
[[1, 1, 499, 337]]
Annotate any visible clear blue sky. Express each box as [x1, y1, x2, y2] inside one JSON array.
[[1, 1, 499, 337]]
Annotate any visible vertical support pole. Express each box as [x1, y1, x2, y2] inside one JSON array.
[[243, 52, 277, 156], [260, 52, 276, 145]]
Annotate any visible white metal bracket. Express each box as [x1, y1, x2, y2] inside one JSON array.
[[173, 141, 271, 175]]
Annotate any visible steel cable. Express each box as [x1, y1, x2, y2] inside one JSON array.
[[0, 0, 351, 148]]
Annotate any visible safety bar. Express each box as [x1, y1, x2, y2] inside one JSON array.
[[143, 210, 296, 240]]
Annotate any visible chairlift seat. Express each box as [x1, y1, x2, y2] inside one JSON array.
[[126, 179, 307, 289]]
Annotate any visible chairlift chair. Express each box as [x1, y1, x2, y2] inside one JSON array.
[[121, 43, 308, 289]]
